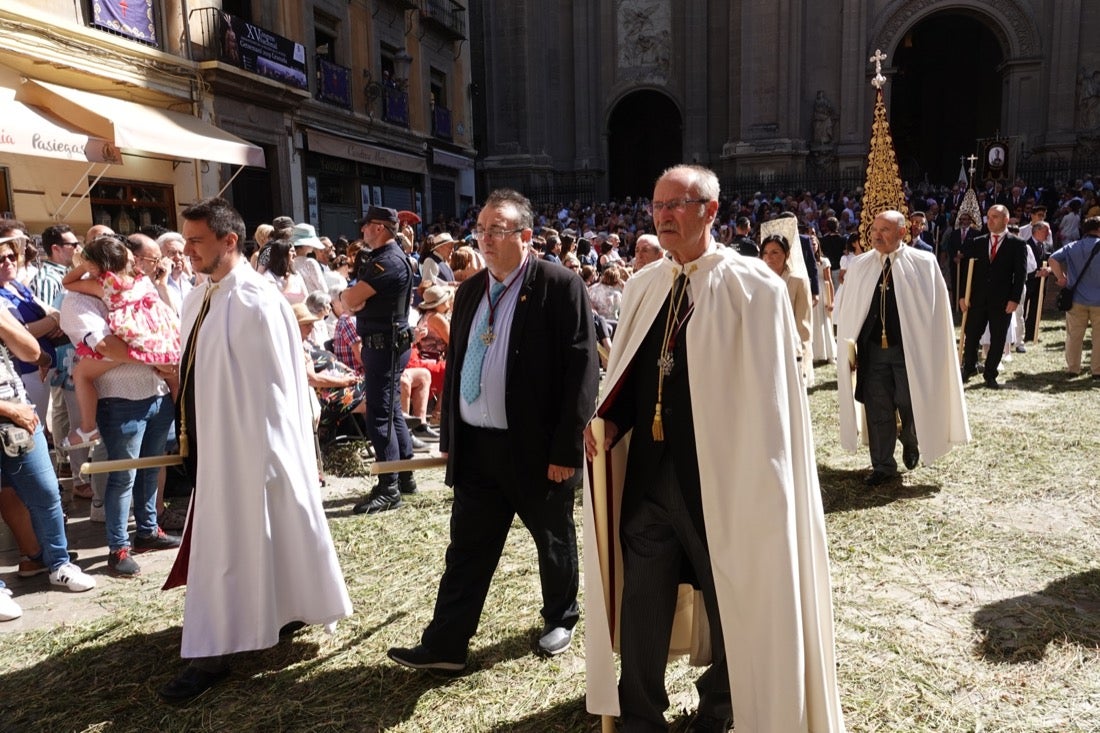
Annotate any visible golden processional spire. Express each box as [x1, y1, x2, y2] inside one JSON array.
[[859, 49, 909, 246]]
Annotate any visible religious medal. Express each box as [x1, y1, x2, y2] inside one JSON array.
[[657, 353, 674, 376], [481, 327, 496, 346]]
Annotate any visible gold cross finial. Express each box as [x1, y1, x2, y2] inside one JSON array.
[[870, 49, 887, 89], [967, 153, 978, 177]]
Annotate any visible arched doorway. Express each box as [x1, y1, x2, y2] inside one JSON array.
[[890, 12, 1003, 186], [608, 90, 682, 200]]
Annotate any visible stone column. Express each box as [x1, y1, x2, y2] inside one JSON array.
[[727, 0, 807, 175]]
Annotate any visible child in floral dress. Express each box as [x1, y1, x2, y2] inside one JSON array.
[[61, 235, 180, 448]]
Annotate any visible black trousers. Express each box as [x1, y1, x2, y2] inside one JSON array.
[[862, 344, 916, 474], [1023, 278, 1042, 342], [963, 304, 1012, 381], [421, 425, 579, 657], [618, 455, 730, 732]]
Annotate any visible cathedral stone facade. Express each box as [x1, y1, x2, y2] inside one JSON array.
[[469, 0, 1100, 200]]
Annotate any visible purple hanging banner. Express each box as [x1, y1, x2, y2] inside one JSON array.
[[92, 0, 159, 46]]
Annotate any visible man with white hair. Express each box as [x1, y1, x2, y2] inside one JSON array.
[[585, 165, 846, 732], [157, 231, 193, 314], [631, 234, 663, 269], [833, 210, 970, 486]]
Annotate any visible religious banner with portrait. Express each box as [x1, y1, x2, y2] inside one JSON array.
[[983, 139, 1009, 181]]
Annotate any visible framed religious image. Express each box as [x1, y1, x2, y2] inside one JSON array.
[[987, 144, 1006, 169], [983, 140, 1009, 180]]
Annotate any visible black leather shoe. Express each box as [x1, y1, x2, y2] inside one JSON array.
[[961, 368, 977, 382], [984, 378, 1002, 390], [685, 712, 733, 732], [864, 470, 894, 487], [387, 644, 467, 674], [158, 665, 230, 703], [399, 471, 418, 495], [537, 626, 574, 656], [903, 445, 920, 470], [353, 481, 403, 514]]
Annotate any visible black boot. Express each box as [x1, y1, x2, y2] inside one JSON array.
[[399, 471, 418, 495], [353, 476, 403, 514]]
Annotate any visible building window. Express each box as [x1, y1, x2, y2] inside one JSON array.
[[314, 10, 338, 62], [221, 0, 252, 23], [430, 68, 448, 109]]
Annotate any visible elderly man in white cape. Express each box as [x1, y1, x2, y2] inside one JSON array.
[[832, 210, 970, 485], [583, 165, 846, 733], [158, 197, 352, 703]]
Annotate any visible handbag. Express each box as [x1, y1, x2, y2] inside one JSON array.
[[1057, 241, 1100, 312], [1056, 286, 1075, 312]]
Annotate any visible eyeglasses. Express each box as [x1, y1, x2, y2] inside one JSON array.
[[651, 199, 708, 213], [472, 227, 523, 242], [0, 254, 18, 263]]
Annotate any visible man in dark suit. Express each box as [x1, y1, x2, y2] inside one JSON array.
[[387, 189, 599, 672], [960, 204, 1028, 388], [944, 212, 978, 303], [1023, 220, 1052, 342]]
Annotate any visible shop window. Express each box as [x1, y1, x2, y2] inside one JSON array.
[[89, 179, 176, 235]]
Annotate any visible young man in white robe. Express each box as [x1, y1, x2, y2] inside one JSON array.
[[832, 210, 970, 486], [583, 165, 846, 733], [158, 197, 352, 703]]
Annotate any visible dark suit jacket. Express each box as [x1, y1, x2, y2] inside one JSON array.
[[961, 232, 1028, 309], [440, 256, 599, 489]]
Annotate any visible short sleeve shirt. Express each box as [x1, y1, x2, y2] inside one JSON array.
[[354, 241, 412, 335]]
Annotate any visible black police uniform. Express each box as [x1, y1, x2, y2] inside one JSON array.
[[355, 239, 414, 490]]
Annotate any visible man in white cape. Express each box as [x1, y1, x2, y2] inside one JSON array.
[[832, 210, 969, 485], [159, 197, 352, 703], [583, 165, 846, 733]]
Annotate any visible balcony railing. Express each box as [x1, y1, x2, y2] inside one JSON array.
[[188, 8, 309, 91], [317, 57, 352, 109], [431, 105, 453, 140], [382, 87, 410, 127], [419, 0, 466, 40]]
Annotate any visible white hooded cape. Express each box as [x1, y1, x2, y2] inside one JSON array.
[[832, 246, 970, 463], [167, 261, 352, 658], [583, 244, 846, 732]]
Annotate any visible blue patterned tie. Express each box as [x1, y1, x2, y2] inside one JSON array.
[[460, 281, 507, 404]]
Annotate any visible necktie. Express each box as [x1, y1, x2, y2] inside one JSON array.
[[879, 257, 892, 348], [460, 280, 506, 404], [178, 284, 217, 458], [990, 234, 1000, 261]]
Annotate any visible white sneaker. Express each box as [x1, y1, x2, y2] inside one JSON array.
[[0, 587, 23, 621], [49, 562, 96, 592], [90, 501, 105, 523]]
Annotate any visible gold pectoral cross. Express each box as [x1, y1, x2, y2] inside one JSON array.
[[481, 327, 496, 346]]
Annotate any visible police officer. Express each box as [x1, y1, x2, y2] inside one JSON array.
[[341, 206, 416, 513]]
